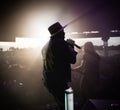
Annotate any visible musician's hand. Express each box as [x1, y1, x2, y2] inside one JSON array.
[[66, 39, 75, 46]]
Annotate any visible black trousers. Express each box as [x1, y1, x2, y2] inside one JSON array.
[[45, 81, 69, 110]]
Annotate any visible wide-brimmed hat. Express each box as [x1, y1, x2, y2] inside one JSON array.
[[48, 22, 64, 36]]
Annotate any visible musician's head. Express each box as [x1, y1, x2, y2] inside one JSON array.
[[48, 22, 65, 39], [84, 42, 95, 53]]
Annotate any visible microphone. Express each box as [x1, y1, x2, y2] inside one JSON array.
[[74, 43, 81, 49], [66, 39, 81, 49]]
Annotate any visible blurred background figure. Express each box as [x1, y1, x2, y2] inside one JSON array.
[[73, 41, 101, 109]]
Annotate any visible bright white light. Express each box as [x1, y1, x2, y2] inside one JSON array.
[[15, 10, 58, 49], [83, 31, 90, 34], [91, 31, 99, 33], [71, 32, 79, 34], [110, 30, 119, 33], [16, 37, 49, 49], [14, 5, 65, 49], [24, 14, 51, 37]]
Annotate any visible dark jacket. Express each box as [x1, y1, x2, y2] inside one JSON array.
[[42, 37, 77, 84]]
